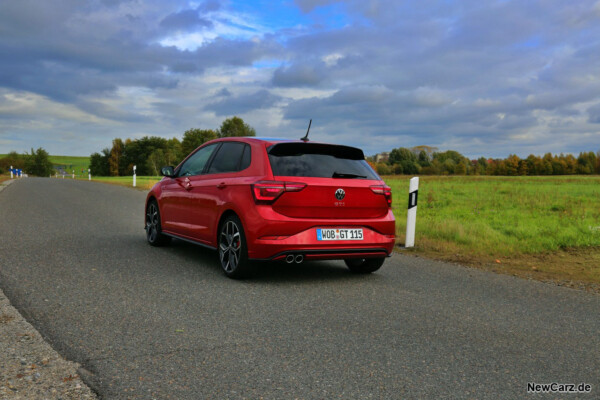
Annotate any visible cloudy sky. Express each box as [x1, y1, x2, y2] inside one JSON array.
[[1, 0, 600, 158]]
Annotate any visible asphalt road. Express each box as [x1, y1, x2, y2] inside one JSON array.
[[0, 178, 598, 399]]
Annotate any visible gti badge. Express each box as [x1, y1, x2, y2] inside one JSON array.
[[335, 188, 345, 200]]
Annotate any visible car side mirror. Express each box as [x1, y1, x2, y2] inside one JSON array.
[[161, 166, 175, 177]]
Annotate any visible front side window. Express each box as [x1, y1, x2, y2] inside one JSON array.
[[178, 143, 219, 176], [207, 142, 249, 174]]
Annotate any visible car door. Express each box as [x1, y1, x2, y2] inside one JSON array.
[[159, 143, 220, 239], [183, 141, 249, 244]]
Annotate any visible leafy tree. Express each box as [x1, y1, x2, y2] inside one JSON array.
[[109, 138, 124, 176], [388, 147, 415, 165], [389, 147, 420, 174], [475, 157, 488, 175], [166, 138, 183, 165], [24, 148, 54, 177], [433, 150, 471, 175], [122, 136, 169, 176], [0, 151, 26, 172], [218, 116, 256, 137], [505, 154, 520, 176], [487, 159, 507, 175], [181, 129, 217, 156], [517, 160, 528, 175], [89, 148, 110, 176], [455, 160, 468, 175], [375, 163, 391, 175], [147, 149, 167, 176], [561, 154, 576, 174], [551, 157, 567, 175], [442, 159, 456, 175], [417, 150, 431, 167], [575, 152, 595, 174], [525, 155, 542, 175]]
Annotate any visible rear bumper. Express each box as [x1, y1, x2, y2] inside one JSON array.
[[246, 221, 395, 260], [251, 248, 391, 262]]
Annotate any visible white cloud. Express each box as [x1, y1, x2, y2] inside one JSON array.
[[1, 0, 600, 158]]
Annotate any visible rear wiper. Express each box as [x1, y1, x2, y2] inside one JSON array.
[[332, 171, 367, 179]]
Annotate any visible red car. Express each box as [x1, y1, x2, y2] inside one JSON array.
[[145, 137, 395, 278]]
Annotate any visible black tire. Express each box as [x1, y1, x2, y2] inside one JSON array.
[[344, 257, 385, 274], [145, 200, 171, 247], [218, 215, 253, 279]]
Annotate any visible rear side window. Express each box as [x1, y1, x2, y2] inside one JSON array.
[[239, 145, 251, 170], [268, 143, 379, 179], [179, 143, 219, 176], [207, 142, 250, 174]]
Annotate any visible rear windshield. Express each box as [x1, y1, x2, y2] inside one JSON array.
[[268, 142, 379, 179]]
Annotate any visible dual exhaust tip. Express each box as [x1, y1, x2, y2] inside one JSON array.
[[285, 254, 304, 264]]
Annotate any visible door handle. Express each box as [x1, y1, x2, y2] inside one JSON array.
[[217, 182, 226, 189]]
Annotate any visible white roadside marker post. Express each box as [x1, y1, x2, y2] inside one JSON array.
[[133, 165, 137, 187], [88, 168, 91, 181], [405, 177, 419, 248], [10, 165, 13, 179], [72, 170, 75, 179]]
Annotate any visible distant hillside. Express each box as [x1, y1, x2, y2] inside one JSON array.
[[0, 154, 90, 173], [47, 155, 90, 173]]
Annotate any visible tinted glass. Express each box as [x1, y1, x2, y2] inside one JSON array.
[[207, 142, 247, 174], [240, 145, 251, 170], [178, 143, 218, 176], [268, 143, 379, 179]]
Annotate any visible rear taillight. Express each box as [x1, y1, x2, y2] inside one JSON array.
[[370, 185, 392, 207], [252, 181, 306, 204]]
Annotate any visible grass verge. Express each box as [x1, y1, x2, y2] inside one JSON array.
[[73, 175, 161, 190], [386, 175, 600, 290]]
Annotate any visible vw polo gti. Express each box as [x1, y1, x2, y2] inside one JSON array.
[[145, 137, 395, 278]]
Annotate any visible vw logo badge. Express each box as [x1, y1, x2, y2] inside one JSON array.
[[335, 188, 345, 200]]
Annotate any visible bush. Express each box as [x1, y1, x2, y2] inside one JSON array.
[[376, 163, 392, 175], [24, 148, 54, 177]]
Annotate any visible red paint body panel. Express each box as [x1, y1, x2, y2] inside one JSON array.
[[146, 137, 396, 261]]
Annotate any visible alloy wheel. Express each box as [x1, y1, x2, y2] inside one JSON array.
[[219, 220, 242, 273], [146, 203, 159, 243]]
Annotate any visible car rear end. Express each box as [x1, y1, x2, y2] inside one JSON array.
[[245, 141, 396, 262]]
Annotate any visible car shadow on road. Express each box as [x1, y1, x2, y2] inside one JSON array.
[[250, 260, 368, 283], [153, 238, 373, 283]]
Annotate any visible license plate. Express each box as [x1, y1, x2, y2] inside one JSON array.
[[316, 228, 363, 241]]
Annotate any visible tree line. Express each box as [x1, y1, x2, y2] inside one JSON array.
[[89, 116, 255, 176], [3, 123, 599, 177], [369, 146, 600, 176], [0, 148, 54, 177]]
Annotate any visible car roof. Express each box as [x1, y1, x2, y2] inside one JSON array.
[[214, 136, 356, 148], [215, 137, 297, 144]]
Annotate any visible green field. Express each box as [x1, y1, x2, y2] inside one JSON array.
[[0, 154, 90, 173], [48, 155, 90, 173], [386, 175, 600, 287]]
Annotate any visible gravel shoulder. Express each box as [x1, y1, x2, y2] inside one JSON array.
[[0, 288, 97, 399]]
